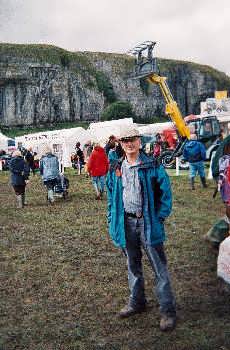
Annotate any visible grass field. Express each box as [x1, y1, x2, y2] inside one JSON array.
[[0, 169, 230, 350]]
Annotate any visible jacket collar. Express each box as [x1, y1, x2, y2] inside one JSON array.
[[136, 152, 156, 169], [112, 151, 156, 170]]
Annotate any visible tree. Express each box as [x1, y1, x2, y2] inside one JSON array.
[[101, 101, 135, 121]]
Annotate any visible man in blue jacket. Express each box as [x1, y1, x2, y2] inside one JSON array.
[[106, 126, 176, 332], [183, 134, 207, 190]]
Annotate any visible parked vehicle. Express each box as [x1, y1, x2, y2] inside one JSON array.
[[140, 135, 156, 154], [0, 154, 12, 170]]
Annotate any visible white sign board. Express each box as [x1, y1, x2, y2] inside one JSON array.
[[201, 98, 230, 117]]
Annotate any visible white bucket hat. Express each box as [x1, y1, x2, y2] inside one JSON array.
[[119, 126, 140, 141]]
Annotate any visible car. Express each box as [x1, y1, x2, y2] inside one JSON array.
[[0, 154, 12, 170], [140, 134, 156, 154]]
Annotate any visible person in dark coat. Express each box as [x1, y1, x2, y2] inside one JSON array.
[[9, 150, 30, 208], [75, 142, 85, 175], [212, 134, 230, 181], [204, 141, 230, 248], [183, 134, 207, 190], [25, 146, 35, 175], [105, 135, 124, 159], [104, 135, 116, 156]]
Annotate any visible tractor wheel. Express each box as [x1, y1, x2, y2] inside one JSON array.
[[159, 151, 176, 169], [159, 151, 189, 170]]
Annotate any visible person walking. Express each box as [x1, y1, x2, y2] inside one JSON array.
[[39, 145, 60, 204], [25, 146, 35, 175], [108, 140, 118, 164], [183, 134, 207, 190], [83, 140, 93, 176], [75, 142, 85, 175], [204, 140, 230, 248], [153, 133, 162, 158], [104, 135, 117, 156], [106, 126, 176, 332], [9, 150, 30, 208], [87, 143, 109, 200]]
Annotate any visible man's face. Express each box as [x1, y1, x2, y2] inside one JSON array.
[[120, 136, 141, 156]]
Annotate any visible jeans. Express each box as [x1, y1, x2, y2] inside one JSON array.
[[92, 176, 105, 193], [124, 216, 176, 316], [189, 161, 205, 178]]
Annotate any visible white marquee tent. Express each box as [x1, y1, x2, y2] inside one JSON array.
[[15, 127, 92, 168], [137, 122, 174, 135], [14, 117, 173, 169], [88, 118, 134, 145]]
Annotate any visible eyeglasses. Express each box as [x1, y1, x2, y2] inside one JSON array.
[[120, 136, 139, 143]]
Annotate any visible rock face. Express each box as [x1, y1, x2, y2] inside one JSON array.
[[0, 44, 230, 127]]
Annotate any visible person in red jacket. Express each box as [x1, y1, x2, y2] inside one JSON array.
[[87, 143, 109, 199]]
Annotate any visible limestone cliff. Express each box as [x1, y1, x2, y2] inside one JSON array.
[[0, 44, 230, 127]]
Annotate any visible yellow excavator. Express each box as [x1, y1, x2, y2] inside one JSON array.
[[129, 41, 220, 168]]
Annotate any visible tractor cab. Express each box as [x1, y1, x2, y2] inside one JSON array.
[[186, 115, 221, 148]]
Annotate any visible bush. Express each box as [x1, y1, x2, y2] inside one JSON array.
[[101, 101, 136, 121], [95, 71, 116, 104]]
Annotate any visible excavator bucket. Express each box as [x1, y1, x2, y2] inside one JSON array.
[[128, 41, 159, 79]]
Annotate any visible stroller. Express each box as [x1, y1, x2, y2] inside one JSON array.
[[54, 174, 69, 199]]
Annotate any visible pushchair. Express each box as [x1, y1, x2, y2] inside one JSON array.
[[54, 174, 69, 199]]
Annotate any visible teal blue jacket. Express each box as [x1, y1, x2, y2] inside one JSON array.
[[106, 152, 172, 248]]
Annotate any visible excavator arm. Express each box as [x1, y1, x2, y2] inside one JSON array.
[[147, 74, 190, 139]]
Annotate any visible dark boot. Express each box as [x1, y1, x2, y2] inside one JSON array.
[[200, 176, 207, 188], [119, 304, 146, 318], [160, 314, 177, 332], [190, 177, 195, 190], [22, 193, 27, 206]]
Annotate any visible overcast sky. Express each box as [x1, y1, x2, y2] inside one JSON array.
[[0, 0, 230, 75]]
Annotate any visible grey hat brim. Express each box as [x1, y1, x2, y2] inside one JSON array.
[[119, 135, 140, 141]]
